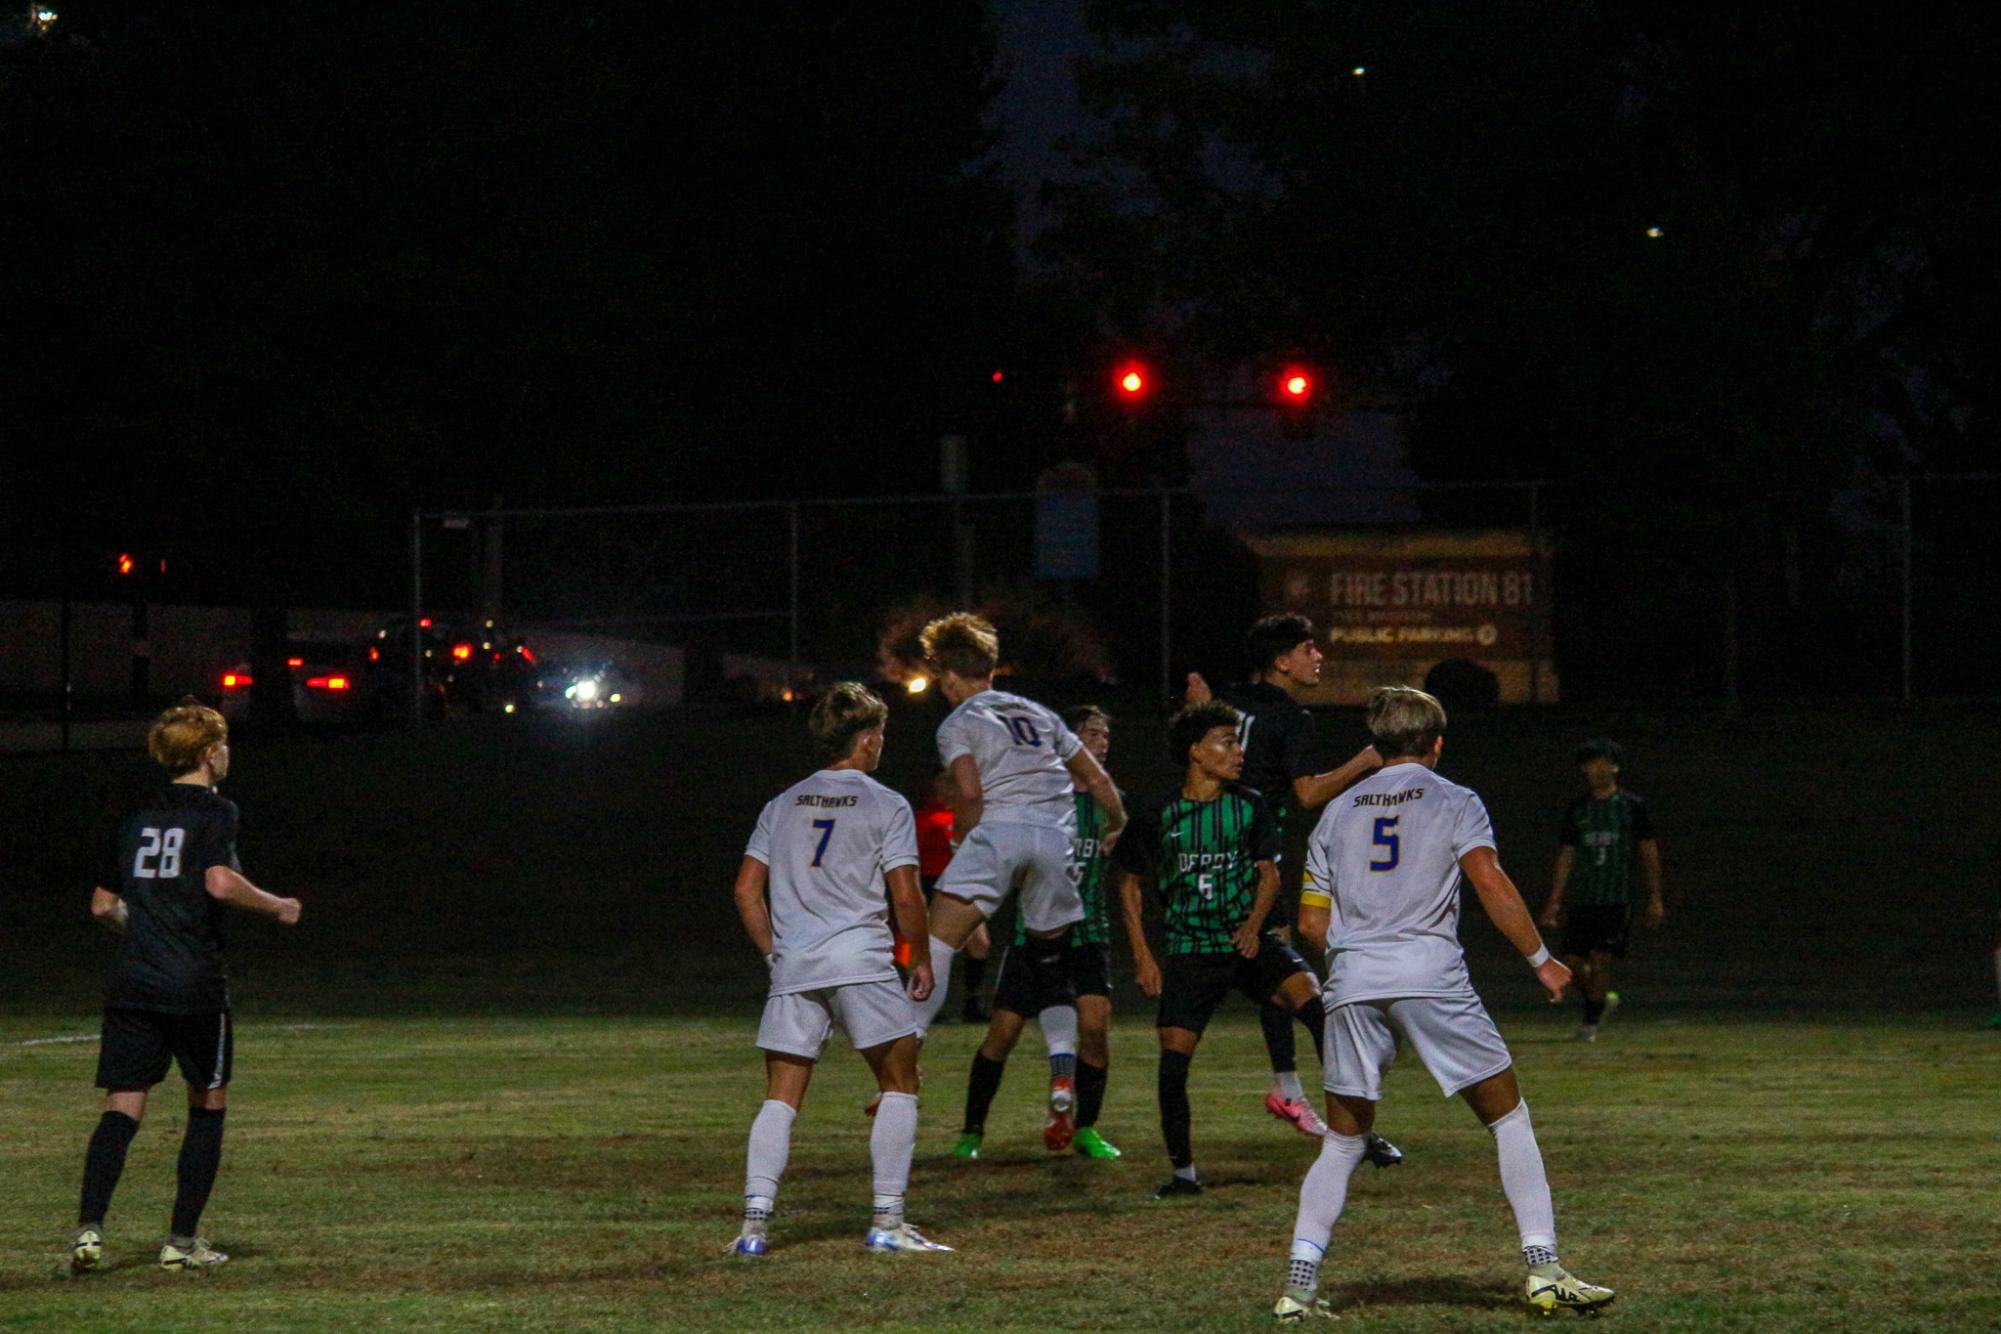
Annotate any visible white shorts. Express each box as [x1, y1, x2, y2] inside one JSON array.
[[1324, 994, 1514, 1100], [934, 821, 1084, 935], [756, 978, 917, 1060]]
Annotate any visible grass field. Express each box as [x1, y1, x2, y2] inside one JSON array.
[[3, 702, 2000, 1329]]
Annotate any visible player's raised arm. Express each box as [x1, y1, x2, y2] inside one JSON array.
[[203, 865, 301, 925], [1064, 748, 1126, 848], [884, 864, 934, 1002], [732, 855, 774, 957], [1292, 745, 1384, 811], [89, 887, 128, 935], [1460, 846, 1569, 1003]]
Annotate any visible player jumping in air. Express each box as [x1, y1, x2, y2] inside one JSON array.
[[907, 614, 1125, 1055], [1116, 700, 1334, 1200], [730, 683, 949, 1255], [1186, 615, 1400, 1162], [1273, 687, 1613, 1320], [69, 701, 303, 1275], [1537, 738, 1665, 1041], [954, 705, 1126, 1160]]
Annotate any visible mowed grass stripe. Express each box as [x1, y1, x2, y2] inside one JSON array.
[[0, 1012, 1994, 1330]]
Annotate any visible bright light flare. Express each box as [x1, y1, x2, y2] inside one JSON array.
[[906, 675, 930, 695], [1282, 372, 1311, 399]]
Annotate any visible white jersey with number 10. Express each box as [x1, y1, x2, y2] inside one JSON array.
[[934, 689, 1081, 832]]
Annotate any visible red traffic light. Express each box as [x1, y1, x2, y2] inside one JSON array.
[[1115, 364, 1149, 397], [1280, 369, 1313, 401]]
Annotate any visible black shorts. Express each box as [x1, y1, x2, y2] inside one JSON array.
[[1562, 904, 1631, 959], [993, 940, 1113, 1015], [95, 1007, 233, 1092], [1157, 935, 1313, 1035]]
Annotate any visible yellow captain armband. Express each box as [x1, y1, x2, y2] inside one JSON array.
[[1298, 875, 1332, 911]]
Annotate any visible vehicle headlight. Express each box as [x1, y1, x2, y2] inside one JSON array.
[[574, 678, 601, 703]]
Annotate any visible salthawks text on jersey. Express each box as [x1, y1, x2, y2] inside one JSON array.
[[793, 794, 860, 808], [1352, 788, 1427, 808]]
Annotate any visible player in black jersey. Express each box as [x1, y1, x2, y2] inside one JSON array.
[[1116, 701, 1367, 1200], [954, 706, 1127, 1161], [68, 702, 302, 1276], [1186, 615, 1382, 1139]]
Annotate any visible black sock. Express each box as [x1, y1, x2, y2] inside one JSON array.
[[1583, 996, 1605, 1025], [1158, 1049, 1193, 1169], [1075, 1058, 1108, 1128], [1292, 996, 1326, 1053], [79, 1110, 140, 1228], [963, 1053, 1006, 1135], [171, 1107, 227, 1239], [1260, 1001, 1297, 1074]]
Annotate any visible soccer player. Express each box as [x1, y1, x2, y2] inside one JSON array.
[[1537, 738, 1665, 1041], [1187, 616, 1399, 1160], [1273, 687, 1613, 1320], [1115, 700, 1331, 1200], [731, 683, 948, 1255], [954, 705, 1126, 1161], [906, 614, 1125, 1045], [912, 771, 991, 1024], [69, 701, 302, 1276]]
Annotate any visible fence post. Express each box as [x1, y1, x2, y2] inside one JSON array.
[[788, 502, 801, 693], [1158, 486, 1172, 709], [1528, 482, 1542, 704], [410, 508, 424, 729], [1900, 477, 1913, 704]]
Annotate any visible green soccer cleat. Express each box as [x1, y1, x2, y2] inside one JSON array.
[[1525, 1265, 1614, 1315], [1072, 1127, 1122, 1159], [1273, 1291, 1338, 1321], [160, 1238, 228, 1273], [68, 1228, 103, 1276], [950, 1131, 983, 1159]]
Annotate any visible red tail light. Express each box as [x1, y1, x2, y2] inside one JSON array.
[[451, 642, 473, 661], [306, 676, 351, 691], [368, 647, 381, 662], [222, 673, 250, 689], [519, 646, 535, 663], [287, 656, 304, 668]]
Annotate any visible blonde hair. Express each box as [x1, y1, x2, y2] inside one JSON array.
[[148, 699, 228, 776], [920, 611, 999, 679], [808, 682, 889, 761], [1367, 686, 1446, 759]]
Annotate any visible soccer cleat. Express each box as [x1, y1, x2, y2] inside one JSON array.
[[1265, 1091, 1330, 1138], [1072, 1127, 1122, 1159], [1525, 1266, 1615, 1315], [1044, 1078, 1077, 1152], [69, 1228, 103, 1276], [1273, 1292, 1339, 1321], [950, 1131, 983, 1159], [159, 1238, 228, 1272], [863, 1223, 954, 1253], [1363, 1132, 1404, 1168], [1573, 1024, 1599, 1043], [729, 1233, 768, 1257], [1152, 1174, 1202, 1199]]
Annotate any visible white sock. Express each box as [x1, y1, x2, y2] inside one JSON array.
[[1274, 1070, 1305, 1102], [1289, 1130, 1369, 1292], [1487, 1100, 1557, 1254], [1038, 1005, 1078, 1079], [869, 1091, 919, 1229], [912, 937, 958, 1038], [1173, 1163, 1199, 1183], [744, 1099, 796, 1204]]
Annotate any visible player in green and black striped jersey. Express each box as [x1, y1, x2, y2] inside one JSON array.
[[955, 706, 1128, 1161], [1113, 700, 1332, 1199], [1538, 739, 1664, 1041]]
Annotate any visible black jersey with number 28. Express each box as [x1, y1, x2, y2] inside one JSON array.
[[102, 785, 243, 1013]]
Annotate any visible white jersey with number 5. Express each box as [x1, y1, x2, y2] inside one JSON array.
[[1303, 761, 1497, 1005], [935, 689, 1081, 832], [746, 768, 920, 996]]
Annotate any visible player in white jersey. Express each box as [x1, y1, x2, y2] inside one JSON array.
[[1271, 687, 1614, 1321], [730, 683, 950, 1256], [907, 613, 1126, 1041]]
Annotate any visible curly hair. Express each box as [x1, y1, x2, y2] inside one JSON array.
[[1167, 699, 1242, 766], [920, 611, 999, 679]]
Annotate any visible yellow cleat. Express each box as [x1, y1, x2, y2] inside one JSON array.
[[1525, 1266, 1614, 1315], [68, 1228, 103, 1276], [1273, 1291, 1339, 1321], [160, 1238, 229, 1272]]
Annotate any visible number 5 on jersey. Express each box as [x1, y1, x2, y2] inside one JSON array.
[[1369, 816, 1400, 872]]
